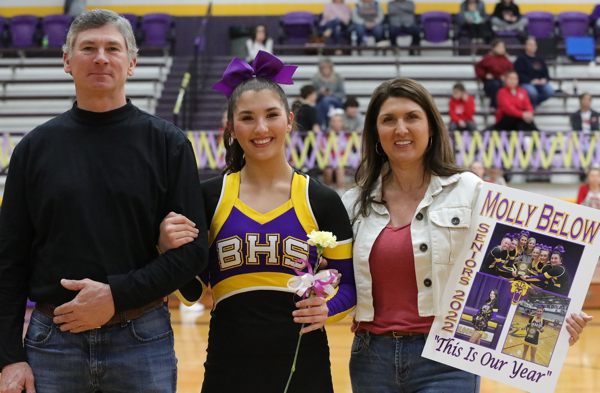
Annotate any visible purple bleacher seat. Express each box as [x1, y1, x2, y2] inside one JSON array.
[[0, 16, 6, 47], [141, 13, 172, 46], [421, 11, 451, 43], [121, 13, 138, 32], [43, 14, 71, 47], [559, 11, 589, 37], [10, 15, 39, 48], [591, 5, 600, 23], [282, 11, 315, 45], [525, 12, 555, 39]]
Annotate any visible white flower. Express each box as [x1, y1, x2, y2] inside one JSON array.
[[307, 230, 338, 249]]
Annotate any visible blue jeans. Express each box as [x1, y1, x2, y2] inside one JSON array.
[[388, 24, 421, 47], [349, 23, 385, 44], [320, 19, 348, 45], [484, 79, 504, 108], [520, 83, 555, 108], [350, 331, 480, 393], [26, 304, 177, 393], [317, 95, 343, 129]]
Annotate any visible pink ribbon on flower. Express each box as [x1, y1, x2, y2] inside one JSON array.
[[287, 260, 336, 299]]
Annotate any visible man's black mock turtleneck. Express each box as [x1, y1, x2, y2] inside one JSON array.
[[0, 101, 208, 368]]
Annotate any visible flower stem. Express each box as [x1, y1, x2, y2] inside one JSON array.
[[283, 323, 305, 393]]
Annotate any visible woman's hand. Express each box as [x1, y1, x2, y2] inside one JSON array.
[[566, 311, 593, 346], [316, 257, 342, 288], [293, 297, 329, 334], [158, 212, 198, 253]]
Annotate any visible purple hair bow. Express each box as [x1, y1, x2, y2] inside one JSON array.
[[212, 50, 298, 98], [519, 230, 530, 238], [553, 245, 565, 254]]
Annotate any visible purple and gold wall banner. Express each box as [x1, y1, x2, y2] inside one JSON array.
[[422, 183, 600, 393]]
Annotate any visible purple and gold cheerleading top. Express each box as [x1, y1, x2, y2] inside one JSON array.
[[176, 171, 356, 352]]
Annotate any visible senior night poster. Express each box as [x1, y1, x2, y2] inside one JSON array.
[[422, 183, 600, 392]]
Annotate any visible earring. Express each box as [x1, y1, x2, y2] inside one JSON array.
[[428, 137, 433, 148], [375, 141, 385, 156]]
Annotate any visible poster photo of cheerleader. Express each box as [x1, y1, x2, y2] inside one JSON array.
[[454, 273, 512, 349], [501, 288, 571, 367], [479, 223, 584, 297]]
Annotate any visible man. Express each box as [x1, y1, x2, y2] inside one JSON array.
[[0, 9, 208, 393], [493, 70, 537, 131], [341, 96, 364, 132], [571, 93, 600, 132], [514, 37, 555, 108], [387, 0, 421, 50]]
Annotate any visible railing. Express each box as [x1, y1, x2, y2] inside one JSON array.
[[2, 131, 600, 174], [173, 2, 212, 129]]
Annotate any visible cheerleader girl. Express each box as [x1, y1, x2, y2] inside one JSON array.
[[469, 289, 499, 345], [520, 237, 537, 265], [496, 234, 519, 279], [159, 51, 356, 393], [522, 246, 570, 296], [522, 304, 546, 363], [516, 230, 529, 259], [481, 235, 511, 276]]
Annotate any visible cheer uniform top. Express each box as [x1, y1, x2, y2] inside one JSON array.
[[522, 264, 570, 296], [472, 300, 498, 334], [177, 171, 356, 393], [481, 246, 508, 276], [524, 316, 544, 346]]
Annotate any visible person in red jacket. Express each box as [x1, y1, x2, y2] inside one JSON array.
[[448, 82, 477, 131], [493, 70, 537, 130], [475, 40, 513, 110], [577, 166, 600, 208]]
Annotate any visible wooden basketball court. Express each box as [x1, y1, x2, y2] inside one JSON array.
[[172, 308, 600, 393]]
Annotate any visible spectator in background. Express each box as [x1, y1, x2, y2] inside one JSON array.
[[323, 109, 347, 195], [312, 57, 346, 129], [320, 0, 352, 47], [448, 82, 477, 132], [387, 0, 421, 51], [488, 167, 508, 186], [494, 70, 537, 131], [342, 96, 365, 131], [514, 37, 554, 108], [571, 93, 600, 132], [491, 0, 528, 33], [294, 85, 320, 132], [349, 0, 385, 45], [64, 0, 87, 17], [475, 40, 513, 110], [457, 0, 491, 42], [577, 166, 600, 209], [470, 161, 486, 179], [245, 24, 273, 63]]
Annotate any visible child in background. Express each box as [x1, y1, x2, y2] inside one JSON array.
[[323, 109, 347, 195], [448, 82, 477, 131]]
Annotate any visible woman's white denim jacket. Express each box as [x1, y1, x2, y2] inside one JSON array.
[[342, 171, 483, 321]]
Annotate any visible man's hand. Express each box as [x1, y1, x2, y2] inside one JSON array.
[[53, 279, 115, 333], [530, 78, 540, 85], [522, 111, 534, 123], [0, 362, 36, 393]]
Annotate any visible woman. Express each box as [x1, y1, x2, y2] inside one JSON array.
[[349, 0, 385, 45], [577, 166, 600, 209], [522, 305, 545, 363], [469, 289, 499, 345], [517, 231, 529, 256], [340, 78, 590, 391], [166, 77, 591, 390], [491, 0, 528, 33], [245, 24, 273, 63], [474, 40, 513, 110], [521, 237, 536, 264], [160, 51, 356, 393], [320, 0, 352, 47], [497, 234, 519, 279], [522, 246, 571, 296], [312, 57, 346, 129]]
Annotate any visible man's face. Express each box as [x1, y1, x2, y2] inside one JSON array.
[[64, 24, 136, 95]]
